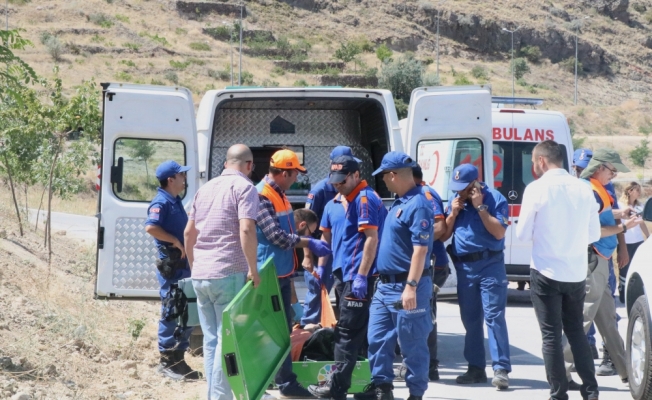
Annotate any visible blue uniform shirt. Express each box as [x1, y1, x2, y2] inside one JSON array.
[[320, 194, 348, 272], [449, 184, 508, 256], [335, 181, 387, 281], [306, 177, 338, 220], [145, 187, 188, 261], [376, 185, 434, 275], [586, 179, 618, 258], [421, 184, 448, 267]]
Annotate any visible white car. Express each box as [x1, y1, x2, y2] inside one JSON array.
[[625, 198, 652, 399]]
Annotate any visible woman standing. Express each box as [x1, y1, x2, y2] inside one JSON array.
[[618, 182, 649, 303]]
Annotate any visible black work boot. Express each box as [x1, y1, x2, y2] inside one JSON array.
[[428, 361, 440, 381], [353, 383, 376, 400], [456, 366, 487, 384], [407, 396, 422, 400], [173, 349, 202, 380], [375, 383, 394, 400], [158, 351, 185, 381]]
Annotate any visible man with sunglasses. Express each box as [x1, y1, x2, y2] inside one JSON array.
[[302, 146, 362, 326], [366, 152, 434, 400], [560, 149, 641, 387], [308, 155, 386, 400], [255, 149, 332, 398], [145, 160, 200, 381], [440, 163, 512, 390]]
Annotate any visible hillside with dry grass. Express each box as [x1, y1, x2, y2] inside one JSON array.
[[8, 0, 652, 178]]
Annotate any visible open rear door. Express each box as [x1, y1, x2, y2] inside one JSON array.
[[95, 83, 198, 299]]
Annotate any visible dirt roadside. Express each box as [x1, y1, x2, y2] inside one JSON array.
[[0, 208, 206, 400]]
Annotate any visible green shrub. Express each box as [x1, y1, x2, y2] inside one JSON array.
[[189, 42, 210, 51], [169, 60, 191, 70], [559, 57, 581, 74], [517, 77, 528, 86], [423, 73, 441, 86], [644, 10, 652, 23], [120, 60, 136, 68], [122, 42, 141, 51], [150, 79, 165, 85], [633, 3, 647, 13], [261, 79, 280, 87], [365, 67, 378, 78], [577, 108, 585, 117], [115, 14, 130, 23], [272, 66, 286, 76], [334, 42, 362, 64], [471, 65, 488, 80], [91, 34, 105, 43], [164, 71, 179, 84], [376, 44, 393, 62], [454, 73, 472, 85], [511, 57, 530, 79], [45, 36, 63, 61], [88, 13, 113, 28], [188, 58, 206, 66], [394, 98, 408, 119], [127, 318, 146, 340], [175, 27, 188, 35], [353, 36, 374, 53], [630, 139, 650, 167], [39, 31, 53, 45], [527, 85, 538, 94], [140, 32, 169, 46], [293, 79, 309, 87], [208, 68, 231, 81], [115, 71, 132, 81], [239, 71, 254, 85], [519, 45, 541, 63], [379, 54, 423, 103], [422, 56, 434, 65]]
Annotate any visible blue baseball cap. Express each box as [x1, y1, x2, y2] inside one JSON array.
[[573, 148, 593, 169], [155, 160, 191, 181], [328, 155, 360, 184], [330, 146, 362, 163], [372, 151, 416, 176], [449, 164, 478, 191]]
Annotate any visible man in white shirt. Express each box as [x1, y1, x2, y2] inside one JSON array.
[[515, 140, 601, 400]]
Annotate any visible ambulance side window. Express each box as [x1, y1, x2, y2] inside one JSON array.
[[112, 138, 186, 202], [416, 138, 483, 202]]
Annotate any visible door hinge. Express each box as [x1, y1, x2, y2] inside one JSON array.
[[98, 226, 105, 249], [106, 92, 116, 101]]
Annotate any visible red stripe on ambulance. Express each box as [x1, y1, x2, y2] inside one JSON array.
[[493, 127, 554, 142]]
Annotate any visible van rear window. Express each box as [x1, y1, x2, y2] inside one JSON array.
[[493, 142, 568, 204]]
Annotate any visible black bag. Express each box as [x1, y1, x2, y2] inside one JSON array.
[[161, 282, 194, 340], [156, 246, 185, 279], [299, 328, 335, 361]]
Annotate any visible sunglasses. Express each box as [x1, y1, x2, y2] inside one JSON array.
[[602, 164, 617, 175], [333, 173, 351, 186]]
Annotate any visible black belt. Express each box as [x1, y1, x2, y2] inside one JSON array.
[[447, 245, 503, 263], [378, 269, 430, 284]]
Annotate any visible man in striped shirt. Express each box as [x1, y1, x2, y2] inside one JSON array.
[[184, 144, 260, 400]]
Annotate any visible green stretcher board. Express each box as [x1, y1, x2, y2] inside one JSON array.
[[222, 257, 371, 400]]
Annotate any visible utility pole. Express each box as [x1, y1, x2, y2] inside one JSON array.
[[238, 3, 243, 86], [230, 23, 234, 86], [502, 27, 519, 98], [574, 16, 590, 105], [435, 1, 446, 78]]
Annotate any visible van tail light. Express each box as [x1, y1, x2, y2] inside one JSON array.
[[499, 109, 525, 113]]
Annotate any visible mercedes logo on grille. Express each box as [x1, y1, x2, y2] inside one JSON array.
[[508, 190, 518, 201]]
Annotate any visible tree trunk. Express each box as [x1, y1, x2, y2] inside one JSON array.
[[35, 185, 47, 232], [46, 136, 63, 265], [2, 153, 24, 236]]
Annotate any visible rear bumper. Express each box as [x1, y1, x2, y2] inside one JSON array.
[[506, 264, 530, 281]]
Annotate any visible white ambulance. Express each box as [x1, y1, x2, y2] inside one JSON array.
[[94, 84, 494, 299], [401, 97, 574, 294]]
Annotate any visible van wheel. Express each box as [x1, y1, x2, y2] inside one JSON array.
[[516, 281, 526, 291], [627, 295, 652, 400]]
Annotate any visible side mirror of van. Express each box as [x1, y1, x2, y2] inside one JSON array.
[[643, 198, 652, 222]]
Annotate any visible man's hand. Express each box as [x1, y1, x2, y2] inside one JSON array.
[[247, 270, 261, 288], [352, 274, 368, 299], [625, 215, 643, 230], [302, 254, 315, 273], [617, 250, 629, 270], [313, 265, 325, 285], [470, 187, 483, 208], [172, 239, 186, 259], [401, 286, 417, 311], [614, 206, 633, 219], [451, 197, 464, 216], [307, 238, 332, 257]]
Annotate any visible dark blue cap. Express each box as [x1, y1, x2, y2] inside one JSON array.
[[372, 151, 416, 176], [573, 148, 593, 169], [328, 155, 360, 184], [449, 164, 478, 191], [155, 160, 191, 181], [330, 146, 361, 163]]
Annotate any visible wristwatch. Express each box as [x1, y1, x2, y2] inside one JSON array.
[[622, 223, 628, 233], [406, 279, 418, 287], [476, 204, 489, 212]]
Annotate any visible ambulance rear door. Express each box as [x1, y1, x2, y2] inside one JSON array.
[[405, 85, 494, 202], [491, 109, 572, 280], [95, 83, 198, 299]]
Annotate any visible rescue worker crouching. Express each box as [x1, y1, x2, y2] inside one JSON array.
[[255, 149, 332, 399], [441, 164, 511, 390], [308, 155, 387, 400], [367, 152, 434, 400], [144, 160, 200, 381]]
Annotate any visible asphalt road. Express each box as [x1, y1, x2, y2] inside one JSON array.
[[27, 209, 98, 243], [274, 288, 632, 400]]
